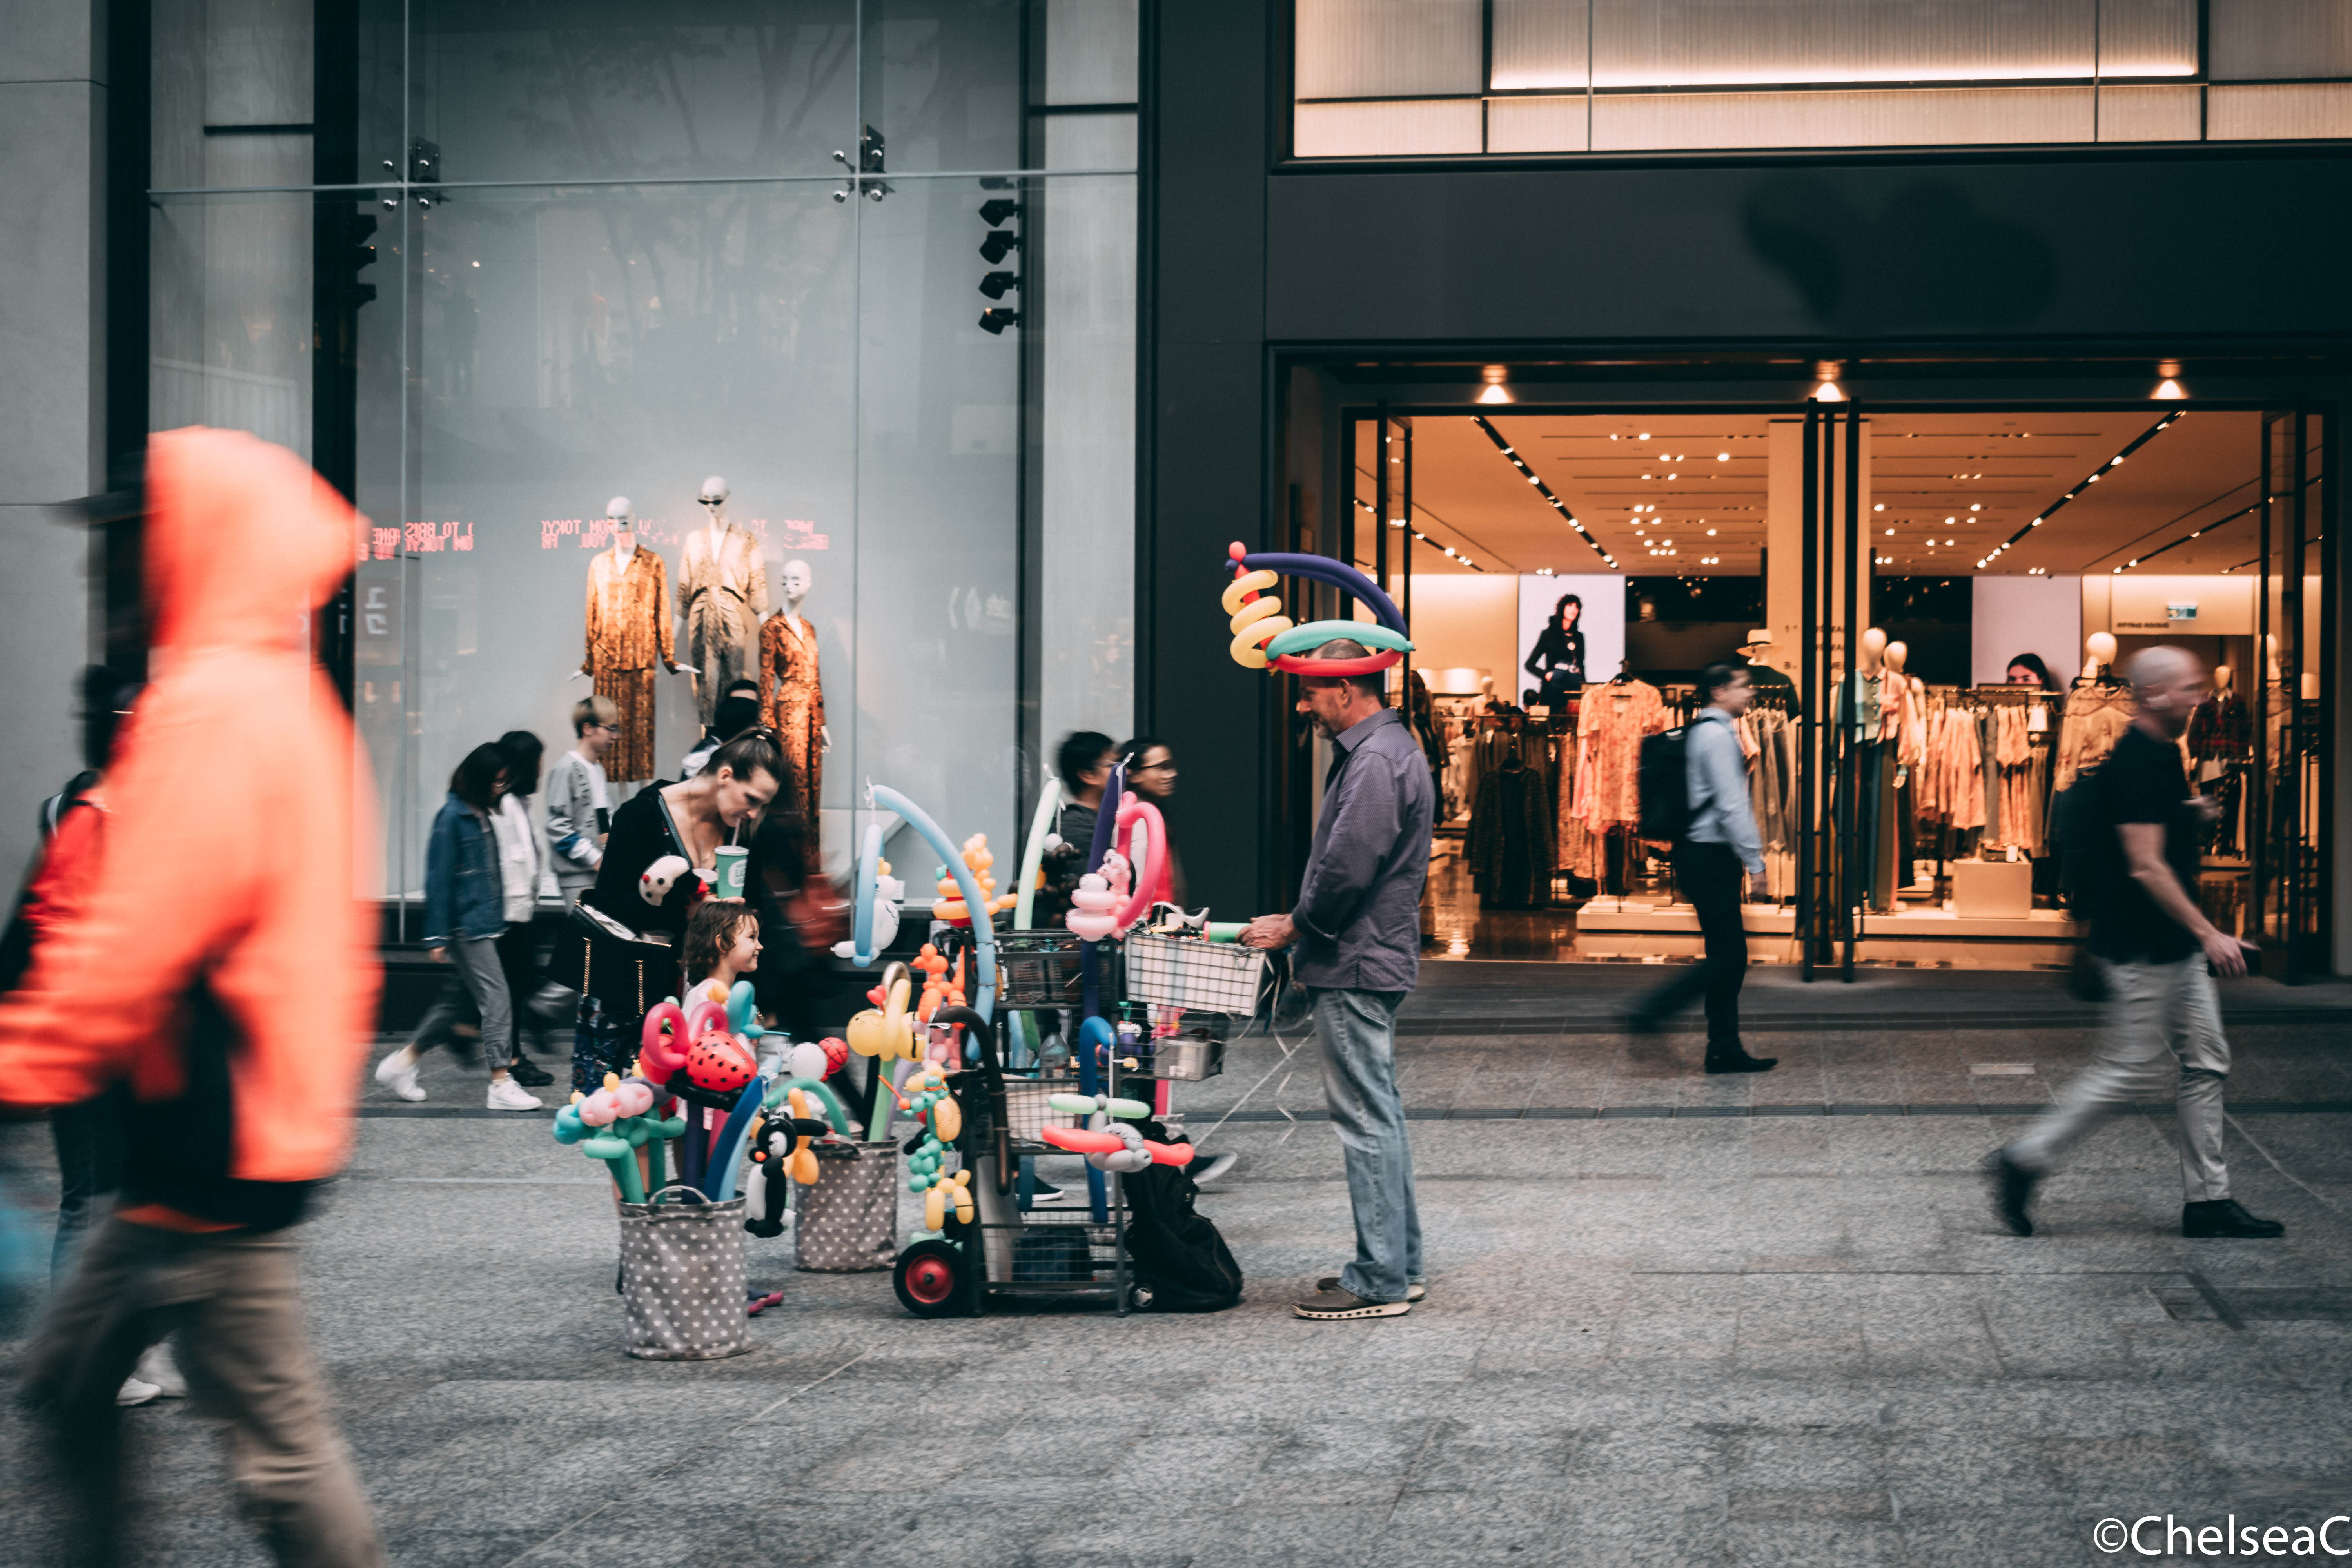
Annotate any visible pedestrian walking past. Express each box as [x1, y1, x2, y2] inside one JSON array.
[[1242, 639, 1435, 1320], [0, 428, 387, 1566], [493, 729, 558, 1086], [545, 696, 617, 904], [1991, 647, 2282, 1240], [374, 744, 542, 1111], [1626, 662, 1777, 1073]]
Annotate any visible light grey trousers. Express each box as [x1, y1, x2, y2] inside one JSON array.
[[2008, 954, 2232, 1203], [407, 933, 513, 1075]]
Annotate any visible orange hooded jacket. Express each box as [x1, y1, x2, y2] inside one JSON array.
[[0, 428, 379, 1227]]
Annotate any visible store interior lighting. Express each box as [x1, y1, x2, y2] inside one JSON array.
[[1478, 365, 1512, 405], [1471, 415, 1616, 569], [2152, 358, 2187, 399], [1810, 360, 1845, 401]]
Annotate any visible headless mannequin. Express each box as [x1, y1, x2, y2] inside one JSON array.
[[2083, 630, 2118, 684], [776, 559, 831, 757]]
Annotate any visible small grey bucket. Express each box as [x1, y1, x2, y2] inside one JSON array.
[[616, 1185, 751, 1360], [795, 1141, 899, 1272]]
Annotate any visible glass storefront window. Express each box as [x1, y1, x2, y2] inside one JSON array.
[[150, 0, 1138, 910], [1292, 0, 2352, 158]]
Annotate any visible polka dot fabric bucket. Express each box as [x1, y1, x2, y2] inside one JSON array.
[[616, 1186, 753, 1360], [795, 1142, 900, 1273]]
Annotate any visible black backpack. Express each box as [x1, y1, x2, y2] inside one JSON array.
[[1123, 1124, 1243, 1312], [2053, 764, 2118, 919], [1637, 726, 1693, 842]]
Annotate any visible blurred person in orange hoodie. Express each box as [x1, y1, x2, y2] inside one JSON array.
[[0, 430, 385, 1568]]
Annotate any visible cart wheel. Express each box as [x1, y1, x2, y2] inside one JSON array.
[[893, 1240, 968, 1318], [1127, 1283, 1155, 1314]]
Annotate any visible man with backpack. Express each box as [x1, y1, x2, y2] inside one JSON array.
[[1990, 647, 2281, 1240], [1625, 662, 1777, 1073]]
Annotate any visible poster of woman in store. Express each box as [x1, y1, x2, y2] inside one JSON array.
[[1514, 577, 1624, 711], [1523, 592, 1587, 707]]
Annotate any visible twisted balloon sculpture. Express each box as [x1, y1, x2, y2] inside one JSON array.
[[1223, 541, 1414, 675]]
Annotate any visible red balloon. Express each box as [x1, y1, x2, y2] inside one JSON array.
[[818, 1036, 850, 1077], [686, 1031, 758, 1093]]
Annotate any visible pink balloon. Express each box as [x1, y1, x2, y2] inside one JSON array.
[[612, 1081, 655, 1117], [639, 1003, 690, 1078], [578, 1090, 620, 1127], [684, 998, 731, 1043], [1112, 797, 1165, 931]]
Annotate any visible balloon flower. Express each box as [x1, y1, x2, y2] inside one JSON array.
[[554, 1073, 686, 1205], [1221, 540, 1414, 675]]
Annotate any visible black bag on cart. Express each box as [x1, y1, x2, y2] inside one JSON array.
[[1122, 1127, 1243, 1313]]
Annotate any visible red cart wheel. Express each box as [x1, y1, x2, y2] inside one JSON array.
[[893, 1240, 968, 1318]]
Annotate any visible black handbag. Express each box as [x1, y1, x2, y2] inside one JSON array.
[[560, 900, 677, 1023]]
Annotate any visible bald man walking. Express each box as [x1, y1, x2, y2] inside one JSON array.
[[1990, 646, 2283, 1240]]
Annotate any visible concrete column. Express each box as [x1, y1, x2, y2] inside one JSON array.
[[0, 0, 105, 880]]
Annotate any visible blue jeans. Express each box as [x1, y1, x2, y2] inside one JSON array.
[[1312, 987, 1423, 1303]]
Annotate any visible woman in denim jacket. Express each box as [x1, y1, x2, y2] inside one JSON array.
[[373, 744, 544, 1111]]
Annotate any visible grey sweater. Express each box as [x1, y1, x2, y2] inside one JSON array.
[[543, 749, 610, 893]]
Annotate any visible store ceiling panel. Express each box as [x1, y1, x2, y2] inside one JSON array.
[[1388, 408, 2272, 581]]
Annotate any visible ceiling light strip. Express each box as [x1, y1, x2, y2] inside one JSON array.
[[1352, 486, 1494, 573], [1980, 412, 2181, 568], [2101, 497, 2262, 574], [1471, 414, 1619, 571]]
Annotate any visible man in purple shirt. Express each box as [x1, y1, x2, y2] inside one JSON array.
[[1244, 640, 1436, 1319]]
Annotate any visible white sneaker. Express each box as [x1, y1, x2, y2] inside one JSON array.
[[116, 1376, 162, 1407], [134, 1343, 187, 1398], [486, 1077, 543, 1112], [374, 1049, 426, 1102]]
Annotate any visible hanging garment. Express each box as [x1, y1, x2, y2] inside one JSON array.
[[1577, 680, 1669, 830], [2054, 683, 2135, 791], [676, 524, 769, 724], [1467, 759, 1555, 907], [584, 546, 675, 784], [758, 612, 826, 840], [2187, 692, 2251, 760]]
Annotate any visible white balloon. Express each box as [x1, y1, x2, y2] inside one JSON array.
[[789, 1042, 828, 1082]]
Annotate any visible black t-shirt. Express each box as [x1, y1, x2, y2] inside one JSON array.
[[2089, 725, 2201, 964]]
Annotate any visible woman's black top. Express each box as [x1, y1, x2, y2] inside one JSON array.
[[586, 789, 704, 945], [1524, 624, 1586, 685]]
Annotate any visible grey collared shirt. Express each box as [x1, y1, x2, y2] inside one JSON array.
[[1290, 708, 1436, 993]]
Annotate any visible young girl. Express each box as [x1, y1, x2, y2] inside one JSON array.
[[681, 897, 762, 1013]]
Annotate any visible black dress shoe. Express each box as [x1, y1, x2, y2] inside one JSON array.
[[2181, 1198, 2285, 1239], [507, 1057, 555, 1088], [1987, 1148, 2040, 1237], [1703, 1046, 1777, 1074]]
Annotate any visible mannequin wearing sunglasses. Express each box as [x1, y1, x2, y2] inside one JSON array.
[[676, 475, 770, 725]]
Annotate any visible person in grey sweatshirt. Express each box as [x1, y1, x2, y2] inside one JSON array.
[[544, 695, 617, 902]]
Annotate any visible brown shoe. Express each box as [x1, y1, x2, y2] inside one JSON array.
[[1317, 1275, 1425, 1303], [1293, 1285, 1410, 1320]]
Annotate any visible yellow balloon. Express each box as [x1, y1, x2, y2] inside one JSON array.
[[846, 1008, 889, 1057], [1221, 568, 1279, 615], [924, 1186, 946, 1232], [933, 1095, 962, 1144], [788, 1147, 819, 1185], [1230, 616, 1292, 669], [952, 1187, 975, 1225]]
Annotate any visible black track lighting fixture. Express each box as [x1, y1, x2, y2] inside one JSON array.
[[980, 198, 1022, 228], [978, 270, 1020, 300], [978, 308, 1022, 335], [978, 230, 1020, 265]]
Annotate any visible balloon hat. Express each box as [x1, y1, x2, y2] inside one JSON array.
[[1223, 541, 1413, 675]]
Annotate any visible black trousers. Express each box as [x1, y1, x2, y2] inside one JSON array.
[[1635, 841, 1749, 1047]]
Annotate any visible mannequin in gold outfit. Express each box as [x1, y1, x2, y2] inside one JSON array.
[[676, 476, 769, 724], [759, 557, 830, 843], [579, 497, 679, 784]]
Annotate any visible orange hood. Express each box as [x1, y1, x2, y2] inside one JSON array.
[[145, 427, 363, 651]]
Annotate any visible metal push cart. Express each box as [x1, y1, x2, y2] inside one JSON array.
[[891, 931, 1148, 1317]]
